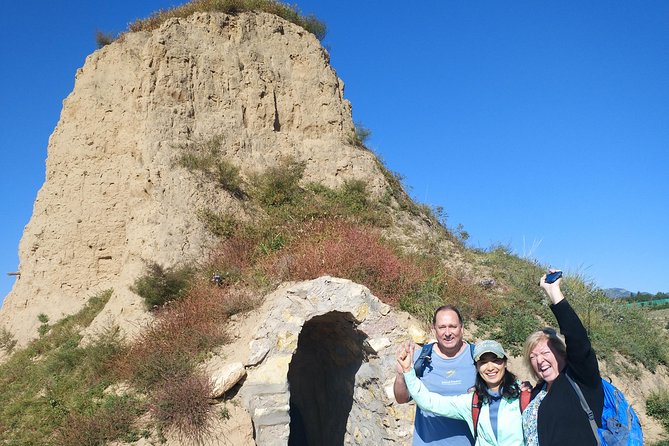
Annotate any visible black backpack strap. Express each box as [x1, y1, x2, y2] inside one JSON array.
[[564, 374, 601, 446], [413, 342, 435, 378]]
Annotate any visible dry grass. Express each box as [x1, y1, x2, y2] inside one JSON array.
[[126, 0, 326, 40], [115, 291, 230, 390], [261, 219, 426, 304], [149, 371, 214, 444]]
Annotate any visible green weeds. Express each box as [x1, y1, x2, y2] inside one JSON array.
[[176, 136, 245, 198], [198, 208, 238, 238], [0, 327, 17, 354], [0, 291, 147, 445], [648, 391, 669, 435]]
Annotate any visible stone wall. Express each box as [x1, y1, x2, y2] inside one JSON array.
[[238, 276, 430, 445]]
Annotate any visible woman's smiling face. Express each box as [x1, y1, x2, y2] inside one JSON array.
[[476, 352, 507, 391], [529, 338, 565, 384]]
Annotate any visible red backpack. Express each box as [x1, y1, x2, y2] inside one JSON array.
[[471, 389, 531, 439]]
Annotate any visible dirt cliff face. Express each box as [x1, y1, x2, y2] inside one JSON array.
[[0, 11, 389, 345]]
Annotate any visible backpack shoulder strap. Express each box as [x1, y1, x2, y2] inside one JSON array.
[[469, 342, 475, 360], [564, 374, 601, 446], [413, 342, 435, 377], [519, 388, 531, 412], [471, 392, 482, 439]]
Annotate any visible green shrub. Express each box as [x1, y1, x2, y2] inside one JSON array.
[[252, 158, 305, 208], [55, 394, 143, 446], [348, 122, 371, 147], [37, 313, 50, 337], [257, 232, 286, 255], [198, 209, 237, 238], [338, 180, 369, 213], [176, 137, 246, 198], [95, 30, 116, 48], [215, 159, 244, 197], [132, 263, 194, 309], [0, 327, 17, 354], [399, 275, 449, 323], [303, 180, 391, 227], [647, 390, 669, 431], [177, 149, 217, 172]]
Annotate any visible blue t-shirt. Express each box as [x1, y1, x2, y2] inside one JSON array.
[[411, 344, 477, 446]]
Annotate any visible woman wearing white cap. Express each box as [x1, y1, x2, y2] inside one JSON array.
[[397, 339, 528, 446]]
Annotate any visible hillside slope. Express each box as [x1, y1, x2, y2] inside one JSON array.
[[0, 11, 450, 346], [0, 6, 666, 446]]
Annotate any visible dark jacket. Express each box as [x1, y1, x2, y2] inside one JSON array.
[[531, 299, 604, 446]]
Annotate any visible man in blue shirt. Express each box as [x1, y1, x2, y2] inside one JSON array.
[[394, 305, 477, 445]]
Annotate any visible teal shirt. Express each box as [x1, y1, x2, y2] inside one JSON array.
[[404, 370, 526, 446]]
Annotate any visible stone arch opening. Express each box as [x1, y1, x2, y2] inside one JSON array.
[[287, 311, 367, 446]]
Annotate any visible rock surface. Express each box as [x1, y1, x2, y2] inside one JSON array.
[[0, 11, 390, 346], [201, 276, 430, 445]]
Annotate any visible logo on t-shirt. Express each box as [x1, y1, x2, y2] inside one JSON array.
[[441, 369, 463, 386]]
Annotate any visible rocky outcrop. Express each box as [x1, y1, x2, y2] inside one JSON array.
[[0, 11, 391, 345], [192, 276, 431, 446]]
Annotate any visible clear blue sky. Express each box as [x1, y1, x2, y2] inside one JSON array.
[[1, 1, 668, 307]]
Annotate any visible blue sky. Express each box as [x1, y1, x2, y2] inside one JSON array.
[[1, 1, 668, 307]]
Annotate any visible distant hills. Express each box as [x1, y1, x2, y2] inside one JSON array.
[[604, 288, 634, 298], [604, 288, 657, 299]]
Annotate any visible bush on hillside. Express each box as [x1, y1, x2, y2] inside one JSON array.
[[149, 371, 214, 443], [0, 327, 17, 354], [176, 137, 246, 198], [251, 158, 305, 208], [303, 180, 389, 226], [647, 391, 669, 431], [264, 219, 425, 303], [198, 208, 238, 238], [111, 284, 238, 442], [116, 289, 230, 390], [348, 122, 371, 147], [132, 263, 194, 309], [55, 395, 143, 446], [95, 30, 115, 48]]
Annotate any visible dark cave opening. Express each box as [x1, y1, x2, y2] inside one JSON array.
[[287, 311, 367, 445]]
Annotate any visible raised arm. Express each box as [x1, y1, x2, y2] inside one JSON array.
[[393, 341, 412, 403], [540, 271, 600, 384]]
